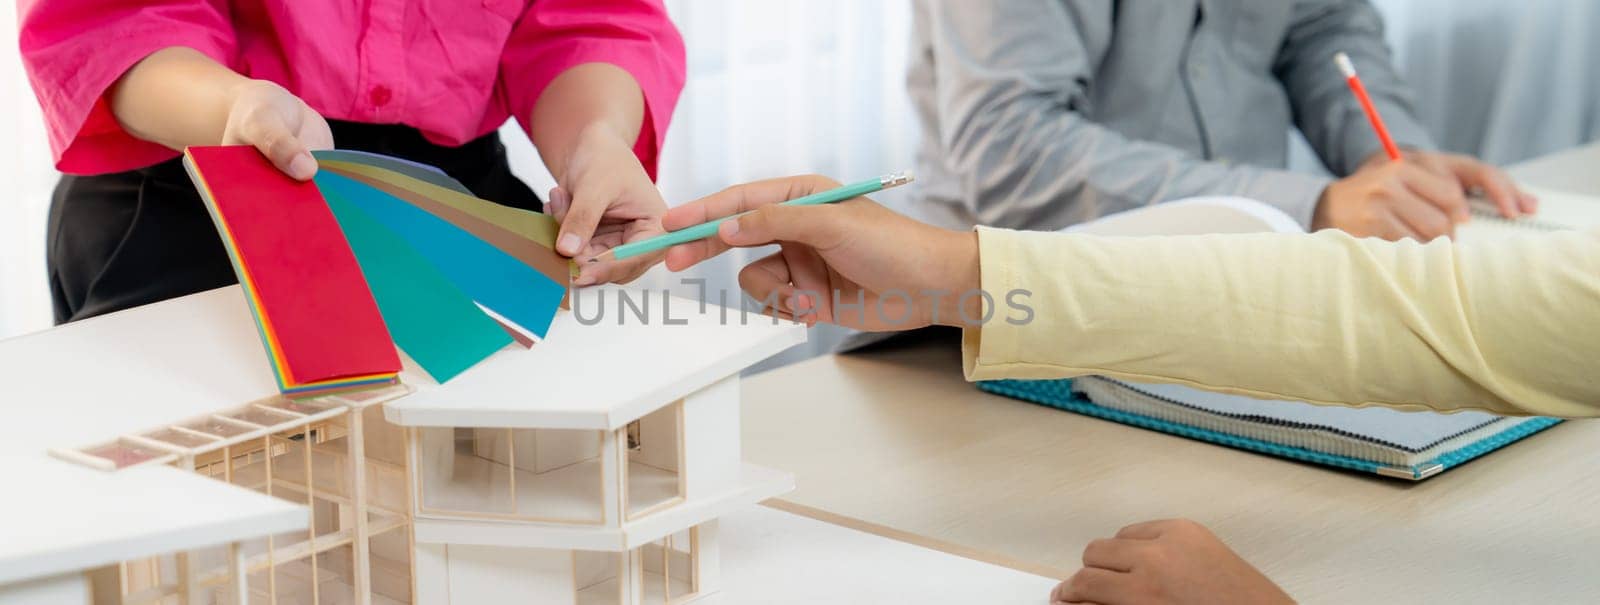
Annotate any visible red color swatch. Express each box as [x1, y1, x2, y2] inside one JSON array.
[[186, 146, 400, 386]]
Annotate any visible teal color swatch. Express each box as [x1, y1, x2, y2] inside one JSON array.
[[315, 171, 565, 339], [322, 186, 512, 383]]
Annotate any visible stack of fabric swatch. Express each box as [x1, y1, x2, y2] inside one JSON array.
[[184, 146, 570, 397]]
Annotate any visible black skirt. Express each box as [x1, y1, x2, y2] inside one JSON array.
[[46, 121, 543, 324]]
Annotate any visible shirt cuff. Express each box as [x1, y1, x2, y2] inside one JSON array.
[[962, 226, 1023, 381], [31, 28, 234, 174]]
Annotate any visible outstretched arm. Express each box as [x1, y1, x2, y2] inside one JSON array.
[[966, 226, 1600, 417], [664, 175, 1600, 418]]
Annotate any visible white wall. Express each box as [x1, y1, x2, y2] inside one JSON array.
[[0, 4, 57, 338]]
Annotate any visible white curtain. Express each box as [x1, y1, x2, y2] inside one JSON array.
[[648, 0, 920, 364], [1289, 0, 1600, 173], [0, 6, 57, 340]]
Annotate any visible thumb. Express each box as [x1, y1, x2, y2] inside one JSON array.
[[719, 204, 845, 249], [556, 190, 605, 257]]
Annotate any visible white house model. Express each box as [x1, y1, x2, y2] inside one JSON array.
[[387, 287, 804, 604], [33, 286, 805, 604]]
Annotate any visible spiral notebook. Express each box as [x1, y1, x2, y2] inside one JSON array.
[[1459, 185, 1600, 239], [981, 377, 1561, 480]]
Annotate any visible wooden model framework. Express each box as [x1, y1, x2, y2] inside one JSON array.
[[54, 387, 414, 604], [49, 291, 806, 605]]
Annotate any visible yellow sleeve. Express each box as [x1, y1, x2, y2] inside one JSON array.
[[962, 226, 1600, 417]]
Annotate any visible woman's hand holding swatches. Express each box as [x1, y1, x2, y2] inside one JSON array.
[[542, 121, 666, 285], [662, 175, 982, 331], [533, 63, 670, 286], [218, 80, 334, 180]]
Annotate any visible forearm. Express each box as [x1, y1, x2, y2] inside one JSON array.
[[529, 62, 645, 182], [963, 227, 1600, 418], [108, 47, 249, 150]]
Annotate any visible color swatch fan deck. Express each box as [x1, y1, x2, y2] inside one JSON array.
[[184, 146, 570, 395]]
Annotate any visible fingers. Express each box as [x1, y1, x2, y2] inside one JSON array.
[[239, 111, 317, 181], [1379, 212, 1420, 241], [571, 217, 662, 286], [719, 202, 852, 250], [1113, 520, 1171, 540], [556, 189, 607, 258], [545, 187, 571, 220], [781, 245, 837, 324], [1052, 568, 1127, 604], [1081, 538, 1143, 573], [662, 175, 841, 272], [297, 106, 336, 151], [662, 175, 838, 231], [579, 254, 653, 286], [1449, 159, 1531, 218], [738, 252, 798, 315], [1387, 195, 1452, 241], [737, 250, 834, 325], [663, 225, 731, 273], [1399, 163, 1468, 223]]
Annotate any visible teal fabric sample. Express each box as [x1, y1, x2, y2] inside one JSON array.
[[315, 171, 564, 339], [322, 186, 512, 382]]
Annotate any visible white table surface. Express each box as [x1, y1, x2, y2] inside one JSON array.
[[709, 504, 1056, 604]]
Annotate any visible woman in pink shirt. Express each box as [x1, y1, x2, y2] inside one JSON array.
[[19, 0, 685, 323]]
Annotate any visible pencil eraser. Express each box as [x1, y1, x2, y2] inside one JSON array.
[[1334, 52, 1356, 78]]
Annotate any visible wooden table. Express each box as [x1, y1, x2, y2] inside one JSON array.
[[744, 143, 1600, 602], [744, 320, 1600, 601]]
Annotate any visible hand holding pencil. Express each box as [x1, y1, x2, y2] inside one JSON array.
[[658, 174, 986, 331], [1312, 53, 1536, 240]]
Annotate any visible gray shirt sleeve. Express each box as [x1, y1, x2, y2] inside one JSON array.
[[918, 0, 1332, 230], [1275, 0, 1437, 175]]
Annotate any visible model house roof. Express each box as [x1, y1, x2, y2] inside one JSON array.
[[2, 286, 280, 456], [384, 285, 806, 430]]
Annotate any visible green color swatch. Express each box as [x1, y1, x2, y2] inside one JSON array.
[[322, 187, 512, 383]]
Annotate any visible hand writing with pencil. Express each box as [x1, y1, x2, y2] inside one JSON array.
[[1312, 150, 1537, 241], [1321, 52, 1536, 241], [661, 175, 983, 331]]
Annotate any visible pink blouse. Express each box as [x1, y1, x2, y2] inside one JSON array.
[[18, 0, 686, 178]]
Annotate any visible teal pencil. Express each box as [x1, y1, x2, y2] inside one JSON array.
[[594, 171, 914, 262]]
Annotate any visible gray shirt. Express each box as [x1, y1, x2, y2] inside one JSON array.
[[908, 0, 1436, 231]]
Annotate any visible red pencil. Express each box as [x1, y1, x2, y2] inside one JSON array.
[[1335, 52, 1403, 162]]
